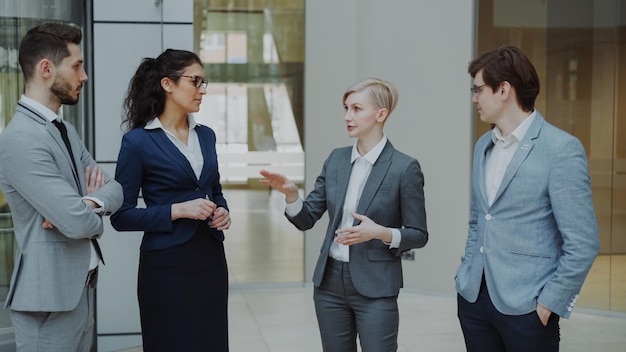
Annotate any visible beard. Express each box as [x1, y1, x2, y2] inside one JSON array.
[[50, 76, 80, 105]]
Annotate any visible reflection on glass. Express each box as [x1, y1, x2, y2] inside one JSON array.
[[476, 0, 626, 312], [195, 0, 304, 186], [194, 1, 305, 286], [0, 16, 23, 334], [195, 82, 303, 184]]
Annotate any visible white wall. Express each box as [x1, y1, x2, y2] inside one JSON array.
[[304, 0, 475, 294], [92, 1, 193, 351]]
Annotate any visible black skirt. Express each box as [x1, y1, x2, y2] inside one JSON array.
[[137, 228, 228, 352]]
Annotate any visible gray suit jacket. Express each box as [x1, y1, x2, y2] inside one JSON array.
[[455, 112, 600, 318], [0, 101, 123, 312], [288, 141, 428, 298]]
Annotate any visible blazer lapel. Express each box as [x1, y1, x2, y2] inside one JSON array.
[[477, 136, 493, 207], [18, 103, 82, 193], [149, 130, 199, 185], [492, 114, 543, 204], [196, 126, 215, 186], [333, 148, 352, 228], [354, 142, 393, 221]]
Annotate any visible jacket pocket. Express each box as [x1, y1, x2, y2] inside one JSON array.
[[367, 248, 397, 262]]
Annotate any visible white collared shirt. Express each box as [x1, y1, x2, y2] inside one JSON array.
[[145, 115, 204, 179], [20, 95, 101, 270], [21, 94, 60, 122], [485, 110, 536, 206], [286, 135, 401, 262]]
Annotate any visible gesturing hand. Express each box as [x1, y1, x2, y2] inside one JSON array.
[[259, 169, 299, 203], [334, 213, 393, 245]]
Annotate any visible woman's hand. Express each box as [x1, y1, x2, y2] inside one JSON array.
[[172, 198, 217, 221], [259, 169, 299, 203], [209, 207, 231, 231], [334, 213, 393, 245]]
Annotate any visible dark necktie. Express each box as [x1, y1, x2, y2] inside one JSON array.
[[53, 119, 105, 264], [53, 119, 81, 189]]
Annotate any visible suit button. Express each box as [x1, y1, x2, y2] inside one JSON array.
[[485, 214, 492, 220], [480, 246, 484, 253]]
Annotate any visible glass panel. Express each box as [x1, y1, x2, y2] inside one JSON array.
[[0, 16, 25, 337], [612, 0, 626, 312], [195, 0, 305, 186], [476, 0, 625, 312], [194, 0, 305, 285]]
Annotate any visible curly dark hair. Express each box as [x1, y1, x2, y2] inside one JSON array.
[[122, 49, 202, 130]]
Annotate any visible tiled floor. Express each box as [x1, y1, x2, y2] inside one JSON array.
[[224, 188, 304, 285], [118, 284, 626, 352], [115, 189, 626, 352]]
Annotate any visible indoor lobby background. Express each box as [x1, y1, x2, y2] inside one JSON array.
[[0, 0, 624, 351]]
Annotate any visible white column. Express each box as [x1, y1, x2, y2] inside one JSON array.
[[304, 0, 474, 293], [92, 0, 193, 350]]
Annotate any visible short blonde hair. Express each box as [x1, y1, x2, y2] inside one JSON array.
[[342, 78, 399, 115]]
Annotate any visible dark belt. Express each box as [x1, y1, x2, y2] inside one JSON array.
[[86, 267, 98, 288], [327, 257, 349, 269]]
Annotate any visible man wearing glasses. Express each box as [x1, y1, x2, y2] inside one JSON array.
[[455, 45, 599, 352]]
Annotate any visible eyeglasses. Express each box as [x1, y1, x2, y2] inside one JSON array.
[[470, 84, 487, 96], [180, 75, 208, 89]]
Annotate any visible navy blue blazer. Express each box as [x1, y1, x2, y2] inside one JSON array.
[[110, 124, 228, 250]]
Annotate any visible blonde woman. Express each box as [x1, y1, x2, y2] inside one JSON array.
[[260, 78, 428, 352]]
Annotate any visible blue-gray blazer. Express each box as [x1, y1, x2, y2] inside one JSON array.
[[288, 141, 428, 298], [0, 102, 123, 311], [455, 112, 599, 318]]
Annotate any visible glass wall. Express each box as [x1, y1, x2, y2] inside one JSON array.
[[0, 0, 85, 346], [190, 0, 305, 285], [476, 0, 626, 312], [193, 0, 305, 185]]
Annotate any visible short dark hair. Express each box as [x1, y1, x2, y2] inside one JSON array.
[[18, 23, 82, 81], [468, 45, 539, 112]]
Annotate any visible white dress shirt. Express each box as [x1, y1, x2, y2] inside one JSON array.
[[485, 111, 536, 206], [286, 135, 401, 262]]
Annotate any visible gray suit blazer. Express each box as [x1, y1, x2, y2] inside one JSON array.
[[0, 101, 123, 312], [455, 112, 600, 318], [288, 141, 428, 298]]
